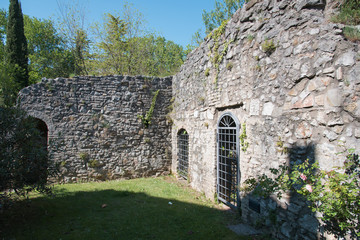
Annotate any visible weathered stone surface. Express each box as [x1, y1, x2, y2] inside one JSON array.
[[262, 102, 275, 115], [335, 51, 356, 66], [20, 76, 172, 182], [250, 99, 260, 115], [17, 0, 360, 240], [295, 122, 313, 139], [171, 1, 359, 239], [325, 88, 342, 107], [299, 214, 319, 234]]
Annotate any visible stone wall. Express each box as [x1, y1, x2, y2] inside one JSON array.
[[19, 75, 172, 182], [171, 0, 359, 239]]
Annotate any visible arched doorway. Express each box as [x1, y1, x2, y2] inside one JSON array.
[[177, 129, 189, 179], [217, 113, 240, 209], [34, 118, 48, 150]]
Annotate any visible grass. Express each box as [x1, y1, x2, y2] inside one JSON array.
[[0, 176, 256, 240], [331, 0, 360, 25], [343, 26, 360, 42]]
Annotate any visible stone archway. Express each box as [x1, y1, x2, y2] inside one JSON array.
[[34, 118, 48, 150]]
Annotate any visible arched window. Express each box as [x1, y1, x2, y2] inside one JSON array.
[[177, 129, 189, 179], [217, 113, 240, 209]]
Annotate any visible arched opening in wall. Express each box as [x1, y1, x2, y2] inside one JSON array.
[[217, 113, 240, 209], [34, 118, 48, 152], [177, 129, 189, 180]]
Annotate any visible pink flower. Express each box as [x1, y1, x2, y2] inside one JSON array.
[[305, 184, 313, 193], [300, 173, 307, 181]]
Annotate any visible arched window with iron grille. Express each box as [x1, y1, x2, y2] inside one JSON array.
[[177, 129, 189, 179], [217, 113, 240, 209]]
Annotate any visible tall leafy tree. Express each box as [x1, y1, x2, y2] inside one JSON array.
[[24, 15, 74, 83], [56, 0, 90, 76], [5, 0, 29, 91], [92, 3, 184, 77]]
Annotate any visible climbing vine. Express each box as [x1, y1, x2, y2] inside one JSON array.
[[206, 20, 233, 85], [138, 90, 160, 128], [240, 123, 249, 152]]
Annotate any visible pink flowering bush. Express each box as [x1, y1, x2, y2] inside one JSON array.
[[242, 150, 360, 238]]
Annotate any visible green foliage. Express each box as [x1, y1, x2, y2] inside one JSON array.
[[91, 3, 184, 77], [0, 107, 57, 198], [243, 149, 360, 238], [189, 0, 246, 49], [276, 137, 288, 154], [0, 65, 18, 107], [207, 20, 234, 84], [247, 34, 255, 42], [205, 68, 210, 76], [138, 90, 160, 128], [239, 123, 249, 152], [56, 0, 90, 76], [343, 26, 360, 42], [0, 9, 7, 62], [226, 62, 233, 71], [88, 159, 101, 168], [332, 0, 360, 25], [261, 39, 276, 55], [24, 15, 75, 83], [2, 2, 184, 81], [5, 0, 29, 90], [79, 152, 89, 163], [203, 0, 246, 35]]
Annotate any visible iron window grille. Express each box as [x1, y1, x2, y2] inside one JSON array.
[[217, 114, 240, 209], [177, 129, 189, 179]]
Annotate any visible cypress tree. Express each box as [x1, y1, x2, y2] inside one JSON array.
[[5, 0, 29, 90]]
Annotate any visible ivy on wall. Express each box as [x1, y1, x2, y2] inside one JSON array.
[[138, 90, 160, 128], [206, 20, 234, 85]]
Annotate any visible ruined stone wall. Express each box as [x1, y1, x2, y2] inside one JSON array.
[[171, 0, 359, 239], [19, 75, 172, 182]]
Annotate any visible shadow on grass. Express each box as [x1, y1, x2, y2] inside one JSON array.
[[1, 188, 254, 240]]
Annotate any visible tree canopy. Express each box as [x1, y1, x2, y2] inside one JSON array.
[[0, 1, 185, 92]]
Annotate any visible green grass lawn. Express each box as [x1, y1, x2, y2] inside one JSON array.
[[1, 176, 253, 240]]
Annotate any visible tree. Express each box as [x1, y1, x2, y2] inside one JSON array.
[[92, 3, 184, 77], [0, 9, 7, 63], [24, 15, 74, 83], [190, 0, 246, 49], [95, 13, 128, 74], [56, 0, 90, 76], [5, 0, 29, 91], [73, 29, 89, 75]]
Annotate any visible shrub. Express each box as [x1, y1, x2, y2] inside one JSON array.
[[79, 152, 90, 163], [204, 68, 210, 77], [242, 149, 360, 238], [226, 62, 233, 71], [0, 107, 57, 198], [88, 159, 101, 168], [261, 39, 276, 55]]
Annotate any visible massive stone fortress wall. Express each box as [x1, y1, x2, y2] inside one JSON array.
[[171, 0, 359, 239], [19, 75, 173, 182]]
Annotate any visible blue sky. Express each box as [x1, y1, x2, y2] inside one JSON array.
[[0, 0, 216, 47]]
